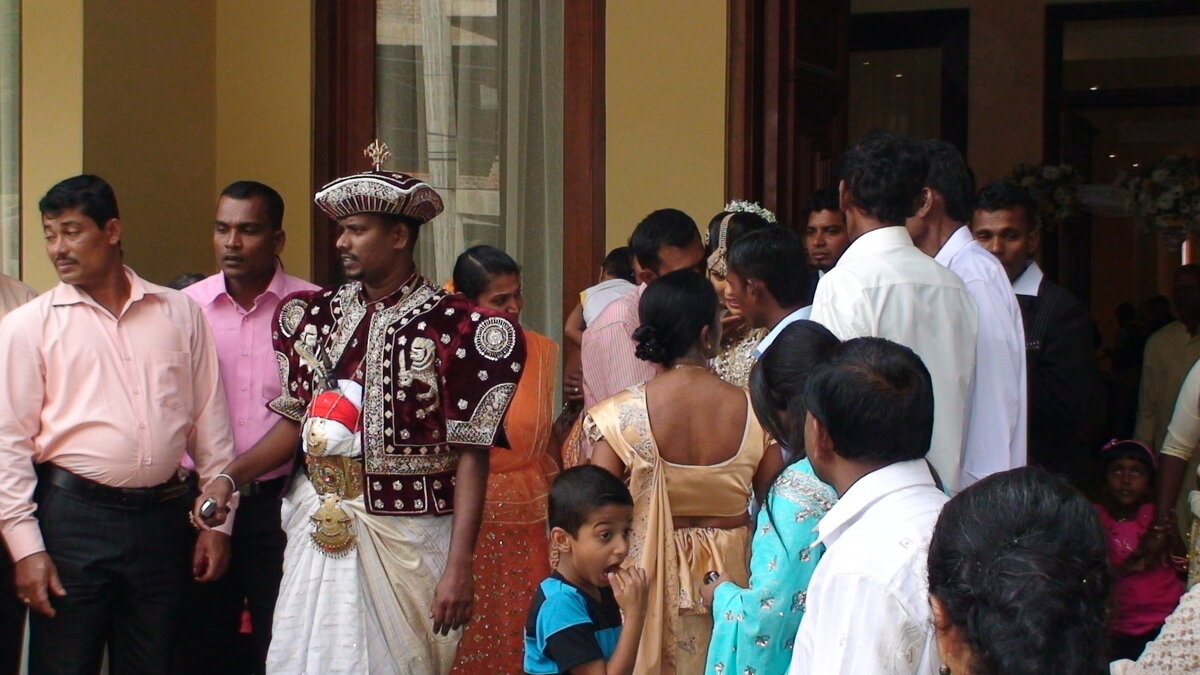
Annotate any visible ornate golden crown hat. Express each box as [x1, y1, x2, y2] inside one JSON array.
[[314, 139, 445, 224]]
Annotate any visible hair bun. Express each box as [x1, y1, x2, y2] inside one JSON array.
[[632, 324, 668, 364]]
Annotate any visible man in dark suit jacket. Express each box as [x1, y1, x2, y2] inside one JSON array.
[[971, 181, 1097, 487]]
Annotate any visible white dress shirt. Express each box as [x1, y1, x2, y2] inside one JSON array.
[[753, 305, 812, 358], [788, 459, 948, 675], [810, 226, 978, 491], [935, 226, 1027, 488]]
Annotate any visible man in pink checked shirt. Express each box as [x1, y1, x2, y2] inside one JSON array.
[[0, 175, 237, 673], [580, 208, 705, 411], [173, 181, 318, 673]]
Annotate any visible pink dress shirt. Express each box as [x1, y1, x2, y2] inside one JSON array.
[[183, 265, 319, 481], [580, 284, 658, 409], [0, 268, 236, 561]]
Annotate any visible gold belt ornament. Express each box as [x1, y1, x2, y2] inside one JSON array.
[[306, 454, 363, 499], [305, 455, 363, 557]]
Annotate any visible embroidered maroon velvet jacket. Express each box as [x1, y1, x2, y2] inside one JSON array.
[[269, 275, 525, 517]]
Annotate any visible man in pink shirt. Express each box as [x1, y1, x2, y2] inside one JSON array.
[[580, 208, 705, 410], [175, 181, 318, 672], [0, 175, 236, 673]]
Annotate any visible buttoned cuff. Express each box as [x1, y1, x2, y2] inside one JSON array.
[[4, 520, 46, 563]]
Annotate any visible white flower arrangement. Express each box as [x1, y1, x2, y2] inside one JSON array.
[[1123, 155, 1200, 246], [724, 200, 777, 223], [1009, 162, 1084, 231]]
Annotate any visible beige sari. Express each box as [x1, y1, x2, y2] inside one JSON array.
[[586, 385, 767, 674]]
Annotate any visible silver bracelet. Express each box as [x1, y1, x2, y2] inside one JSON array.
[[214, 472, 237, 491]]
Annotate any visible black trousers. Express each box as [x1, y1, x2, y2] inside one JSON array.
[[0, 545, 27, 675], [29, 482, 192, 675], [171, 491, 286, 675]]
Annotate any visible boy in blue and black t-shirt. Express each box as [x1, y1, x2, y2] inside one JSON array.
[[524, 466, 647, 675]]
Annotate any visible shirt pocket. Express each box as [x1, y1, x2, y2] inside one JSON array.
[[151, 351, 193, 412]]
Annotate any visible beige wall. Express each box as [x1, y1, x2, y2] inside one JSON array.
[[83, 0, 216, 287], [215, 1, 312, 278], [20, 0, 84, 291], [604, 1, 727, 252], [20, 1, 313, 290]]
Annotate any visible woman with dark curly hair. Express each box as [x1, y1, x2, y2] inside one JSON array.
[[588, 270, 781, 674], [927, 467, 1110, 675]]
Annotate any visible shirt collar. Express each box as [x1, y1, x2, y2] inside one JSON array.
[[49, 266, 167, 312], [813, 459, 936, 549], [754, 305, 812, 358], [1012, 260, 1044, 296], [840, 226, 914, 263], [933, 225, 973, 266], [192, 260, 289, 308]]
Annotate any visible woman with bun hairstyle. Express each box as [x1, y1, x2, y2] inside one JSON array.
[[702, 320, 840, 675], [588, 269, 782, 674], [448, 245, 559, 674], [927, 467, 1110, 675]]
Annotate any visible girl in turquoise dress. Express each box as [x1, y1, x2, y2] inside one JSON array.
[[703, 320, 840, 675]]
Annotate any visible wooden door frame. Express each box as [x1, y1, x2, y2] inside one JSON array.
[[725, 0, 850, 231], [312, 0, 606, 321]]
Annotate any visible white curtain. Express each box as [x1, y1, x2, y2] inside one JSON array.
[[376, 0, 564, 340], [0, 0, 19, 276]]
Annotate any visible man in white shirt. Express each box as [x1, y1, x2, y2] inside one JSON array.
[[722, 226, 813, 357], [788, 337, 948, 675], [810, 131, 978, 492], [907, 140, 1026, 488]]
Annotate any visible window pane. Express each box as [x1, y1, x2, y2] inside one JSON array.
[[1063, 16, 1200, 91], [375, 0, 563, 338], [849, 48, 942, 142], [0, 0, 19, 275]]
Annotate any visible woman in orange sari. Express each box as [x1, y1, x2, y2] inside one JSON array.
[[449, 245, 559, 674]]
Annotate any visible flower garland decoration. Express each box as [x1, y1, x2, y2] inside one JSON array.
[[723, 200, 777, 223], [1008, 162, 1084, 231], [1123, 155, 1200, 246]]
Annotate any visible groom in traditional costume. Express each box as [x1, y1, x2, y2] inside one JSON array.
[[196, 141, 526, 673]]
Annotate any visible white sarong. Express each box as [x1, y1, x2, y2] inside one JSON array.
[[267, 478, 459, 674]]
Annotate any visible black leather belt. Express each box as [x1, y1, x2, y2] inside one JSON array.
[[39, 464, 191, 510], [238, 475, 287, 499]]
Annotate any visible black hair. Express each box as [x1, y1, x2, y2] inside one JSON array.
[[220, 180, 285, 230], [839, 130, 929, 226], [804, 337, 934, 463], [633, 269, 718, 365], [750, 320, 841, 454], [705, 210, 774, 264], [727, 227, 810, 308], [601, 246, 635, 283], [928, 467, 1109, 675], [750, 320, 841, 546], [548, 465, 634, 536], [807, 187, 840, 215], [975, 180, 1039, 231], [452, 245, 521, 302], [39, 174, 120, 226], [369, 213, 422, 248], [923, 140, 975, 224], [628, 208, 700, 274], [167, 273, 207, 290]]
